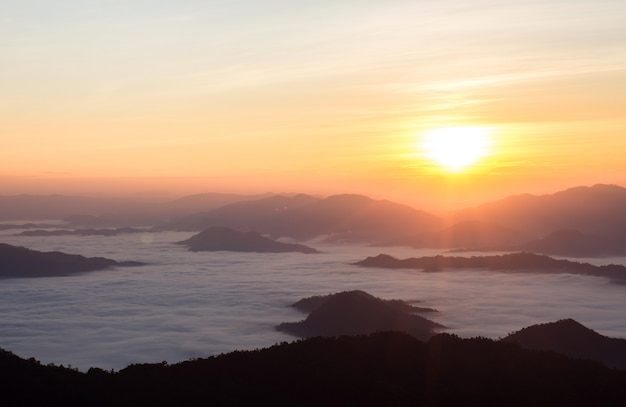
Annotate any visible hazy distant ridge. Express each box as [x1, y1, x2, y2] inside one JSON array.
[[0, 192, 270, 226], [449, 184, 626, 237], [160, 193, 442, 242], [159, 184, 626, 255], [4, 184, 626, 256]]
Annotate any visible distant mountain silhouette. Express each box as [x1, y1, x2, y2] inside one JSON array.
[[153, 192, 273, 214], [0, 222, 57, 231], [502, 319, 626, 370], [290, 290, 438, 314], [5, 184, 626, 255], [65, 192, 272, 227], [0, 192, 271, 226], [17, 227, 147, 237], [2, 332, 626, 406], [449, 184, 626, 238], [160, 184, 626, 252], [176, 227, 319, 253], [518, 228, 626, 257], [159, 194, 320, 233], [276, 290, 442, 340], [354, 252, 626, 284], [160, 193, 442, 242], [433, 221, 529, 248], [385, 220, 529, 249], [0, 194, 144, 222], [0, 243, 144, 278]]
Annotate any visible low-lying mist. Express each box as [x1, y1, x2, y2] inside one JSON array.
[[1, 230, 625, 371]]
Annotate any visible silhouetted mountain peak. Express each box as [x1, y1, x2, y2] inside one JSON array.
[[321, 194, 375, 206], [503, 319, 626, 369], [509, 318, 599, 339], [449, 183, 626, 237], [556, 183, 625, 197], [277, 290, 442, 340], [520, 228, 626, 257], [177, 226, 319, 253]]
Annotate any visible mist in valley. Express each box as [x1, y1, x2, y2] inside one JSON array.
[[1, 228, 625, 371]]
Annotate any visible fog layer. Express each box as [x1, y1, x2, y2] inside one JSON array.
[[1, 230, 625, 371]]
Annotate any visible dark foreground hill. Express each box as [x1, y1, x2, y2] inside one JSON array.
[[503, 319, 626, 370], [0, 243, 144, 278], [176, 227, 319, 253], [2, 332, 625, 407], [277, 291, 441, 340], [355, 252, 626, 284]]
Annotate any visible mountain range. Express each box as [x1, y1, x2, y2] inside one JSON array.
[[354, 252, 626, 285], [158, 193, 442, 243], [0, 192, 270, 226], [448, 184, 626, 237], [2, 183, 626, 256], [156, 184, 626, 255]]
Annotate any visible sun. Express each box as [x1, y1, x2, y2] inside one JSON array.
[[420, 126, 492, 172]]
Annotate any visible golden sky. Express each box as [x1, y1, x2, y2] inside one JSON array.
[[2, 0, 626, 211]]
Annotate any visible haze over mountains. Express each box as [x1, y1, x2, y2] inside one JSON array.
[[0, 192, 271, 226], [2, 183, 625, 256], [449, 184, 626, 236], [155, 184, 626, 256], [158, 193, 442, 243]]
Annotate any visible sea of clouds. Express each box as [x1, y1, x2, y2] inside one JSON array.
[[1, 229, 625, 371]]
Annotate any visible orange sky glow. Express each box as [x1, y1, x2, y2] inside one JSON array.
[[2, 0, 625, 212]]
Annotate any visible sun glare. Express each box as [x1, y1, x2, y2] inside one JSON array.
[[421, 126, 492, 172]]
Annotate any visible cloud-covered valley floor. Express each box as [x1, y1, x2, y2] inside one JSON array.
[[1, 230, 625, 371]]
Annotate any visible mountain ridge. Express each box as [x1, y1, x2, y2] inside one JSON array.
[[1, 329, 625, 406], [176, 227, 319, 253], [277, 290, 442, 340], [0, 243, 144, 278], [354, 252, 626, 284], [448, 183, 626, 237], [503, 318, 626, 369], [160, 193, 443, 242]]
